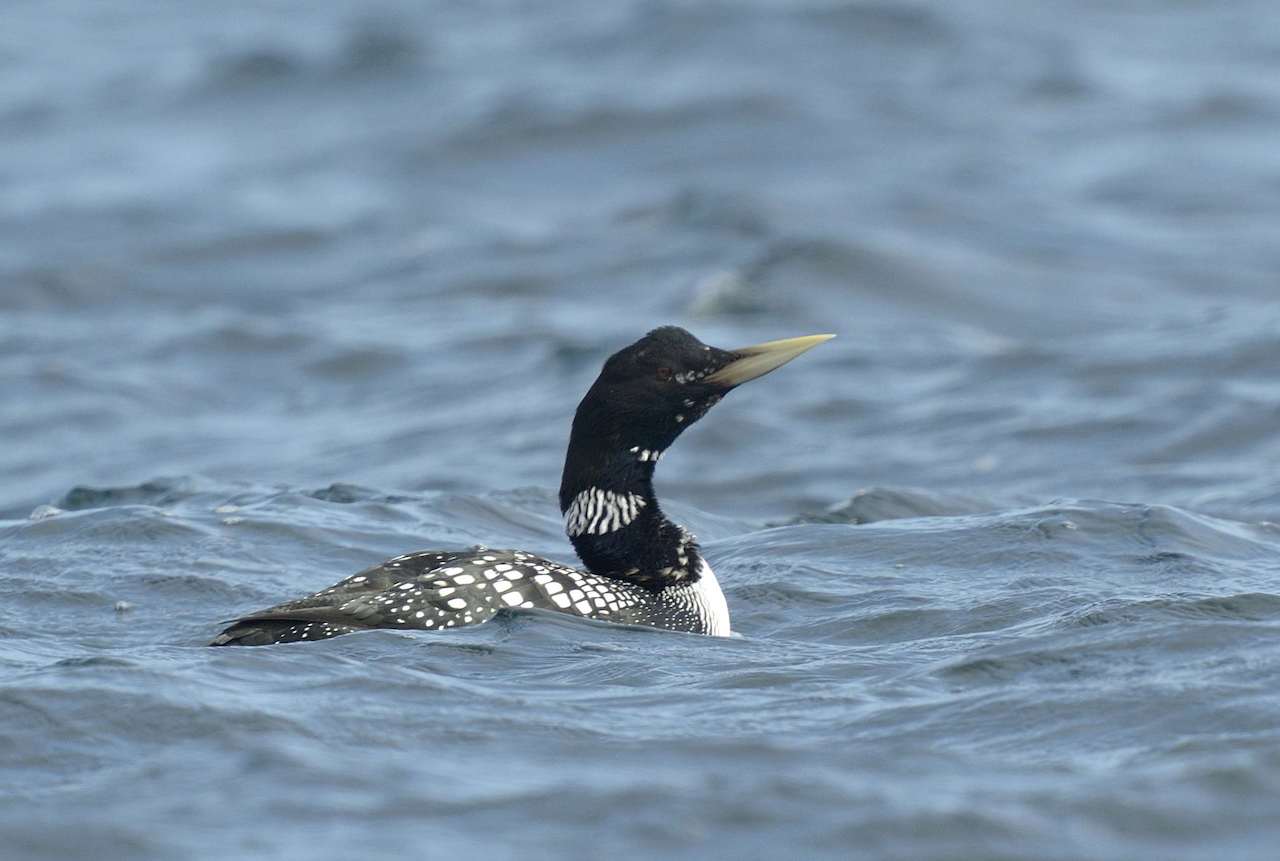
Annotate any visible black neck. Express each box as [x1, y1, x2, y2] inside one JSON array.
[[558, 421, 701, 592]]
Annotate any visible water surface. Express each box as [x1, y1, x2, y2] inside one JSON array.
[[3, 2, 1280, 858]]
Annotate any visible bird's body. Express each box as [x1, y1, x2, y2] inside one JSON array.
[[211, 327, 830, 646], [211, 549, 730, 645]]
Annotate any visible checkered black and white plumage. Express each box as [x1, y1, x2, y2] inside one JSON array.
[[210, 548, 729, 645]]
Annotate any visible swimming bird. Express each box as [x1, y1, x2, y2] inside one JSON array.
[[210, 326, 833, 645]]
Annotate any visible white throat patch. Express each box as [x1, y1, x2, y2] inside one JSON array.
[[564, 487, 648, 537]]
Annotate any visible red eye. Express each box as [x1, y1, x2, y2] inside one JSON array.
[[656, 367, 673, 381]]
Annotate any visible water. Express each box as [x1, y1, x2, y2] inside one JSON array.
[[3, 1, 1280, 857]]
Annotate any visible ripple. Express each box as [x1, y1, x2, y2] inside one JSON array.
[[59, 479, 197, 512], [442, 92, 789, 153], [797, 486, 1001, 524], [1065, 592, 1280, 627], [196, 19, 422, 94]]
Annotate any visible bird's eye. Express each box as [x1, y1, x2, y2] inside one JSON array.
[[656, 367, 673, 381]]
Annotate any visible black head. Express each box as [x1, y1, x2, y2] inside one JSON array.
[[576, 326, 737, 454], [566, 326, 835, 460], [558, 326, 833, 587]]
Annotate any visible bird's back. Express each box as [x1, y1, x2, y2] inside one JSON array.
[[210, 547, 725, 645]]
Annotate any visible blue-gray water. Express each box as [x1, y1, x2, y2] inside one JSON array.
[[3, 2, 1280, 858]]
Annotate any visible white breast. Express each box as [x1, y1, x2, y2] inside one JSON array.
[[692, 559, 731, 637]]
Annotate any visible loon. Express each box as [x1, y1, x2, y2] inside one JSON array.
[[210, 326, 832, 646]]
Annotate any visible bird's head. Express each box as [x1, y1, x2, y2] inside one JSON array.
[[559, 326, 834, 587], [569, 325, 835, 459]]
